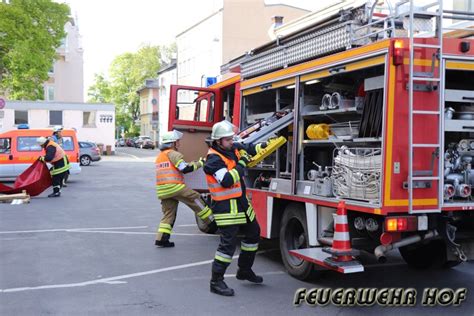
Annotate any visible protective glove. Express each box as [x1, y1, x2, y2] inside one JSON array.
[[39, 156, 45, 162], [198, 156, 206, 166], [238, 149, 249, 158], [238, 155, 251, 168]]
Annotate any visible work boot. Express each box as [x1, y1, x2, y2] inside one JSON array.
[[210, 273, 234, 296], [48, 192, 61, 198], [155, 240, 175, 248], [236, 269, 263, 284]]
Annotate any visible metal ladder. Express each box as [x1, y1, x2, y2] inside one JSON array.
[[404, 0, 444, 214]]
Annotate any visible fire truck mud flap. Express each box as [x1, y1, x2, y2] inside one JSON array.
[[290, 248, 364, 274]]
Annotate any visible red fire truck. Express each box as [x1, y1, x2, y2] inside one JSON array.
[[168, 0, 474, 279]]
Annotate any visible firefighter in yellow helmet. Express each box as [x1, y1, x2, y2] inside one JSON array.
[[155, 130, 216, 247], [204, 120, 268, 296], [36, 136, 70, 198]]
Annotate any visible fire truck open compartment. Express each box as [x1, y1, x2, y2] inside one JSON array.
[[242, 61, 386, 205], [443, 64, 474, 205]]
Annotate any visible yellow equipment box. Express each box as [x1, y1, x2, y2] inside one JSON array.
[[248, 136, 287, 167]]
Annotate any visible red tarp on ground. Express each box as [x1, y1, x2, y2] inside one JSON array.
[[0, 160, 52, 196]]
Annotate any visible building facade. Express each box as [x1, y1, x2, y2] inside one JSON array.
[[1, 101, 115, 152], [43, 18, 84, 103], [157, 61, 177, 140], [176, 0, 310, 87], [137, 79, 160, 143]]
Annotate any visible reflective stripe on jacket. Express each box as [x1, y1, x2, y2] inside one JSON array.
[[155, 149, 185, 198], [46, 141, 70, 175], [205, 148, 242, 201]]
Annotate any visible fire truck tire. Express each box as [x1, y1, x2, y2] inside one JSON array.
[[195, 215, 218, 234], [280, 203, 319, 280], [399, 240, 461, 269]]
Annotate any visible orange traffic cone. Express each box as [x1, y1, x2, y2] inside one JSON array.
[[323, 201, 359, 266]]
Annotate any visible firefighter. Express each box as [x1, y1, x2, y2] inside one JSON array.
[[51, 126, 63, 145], [51, 126, 69, 187], [36, 136, 70, 198], [204, 120, 267, 296], [155, 130, 217, 248]]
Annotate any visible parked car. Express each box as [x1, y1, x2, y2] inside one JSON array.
[[116, 138, 125, 147], [78, 141, 101, 166], [135, 136, 155, 149], [125, 138, 135, 147]]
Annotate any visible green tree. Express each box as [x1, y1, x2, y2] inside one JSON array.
[[88, 44, 169, 134], [0, 0, 70, 99], [87, 73, 111, 103]]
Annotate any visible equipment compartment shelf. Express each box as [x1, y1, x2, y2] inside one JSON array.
[[302, 106, 358, 117], [445, 89, 474, 103], [445, 119, 474, 132], [303, 137, 381, 145]]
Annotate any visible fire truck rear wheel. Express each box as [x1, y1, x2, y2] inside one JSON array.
[[280, 203, 319, 280], [195, 215, 218, 234], [399, 239, 461, 269]]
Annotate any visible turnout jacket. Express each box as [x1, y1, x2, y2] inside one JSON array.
[[155, 148, 203, 199], [44, 140, 70, 175], [203, 142, 258, 226]]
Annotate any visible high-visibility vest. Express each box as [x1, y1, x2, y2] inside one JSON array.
[[206, 148, 242, 201], [46, 141, 70, 175], [155, 149, 184, 185], [47, 141, 66, 163]]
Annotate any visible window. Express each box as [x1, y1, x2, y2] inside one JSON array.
[[17, 137, 42, 152], [47, 86, 55, 101], [83, 111, 96, 127], [49, 110, 63, 125], [79, 142, 92, 148], [14, 110, 28, 125], [0, 138, 11, 154], [61, 136, 74, 151], [175, 89, 214, 122]]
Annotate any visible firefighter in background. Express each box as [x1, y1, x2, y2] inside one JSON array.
[[155, 130, 217, 248], [51, 126, 70, 187], [51, 126, 63, 145], [204, 121, 267, 296], [36, 136, 70, 198]]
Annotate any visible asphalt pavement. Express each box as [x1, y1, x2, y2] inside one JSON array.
[[0, 147, 473, 315]]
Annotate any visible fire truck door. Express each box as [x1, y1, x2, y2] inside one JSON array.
[[168, 85, 218, 162]]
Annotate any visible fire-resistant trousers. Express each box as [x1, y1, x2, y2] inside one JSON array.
[[212, 219, 260, 275], [52, 172, 66, 194], [156, 186, 213, 242]]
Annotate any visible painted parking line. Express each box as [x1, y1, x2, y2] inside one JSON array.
[[0, 226, 148, 235], [0, 250, 273, 293], [70, 230, 219, 237]]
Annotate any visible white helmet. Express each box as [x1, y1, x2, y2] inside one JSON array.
[[211, 120, 236, 140], [36, 137, 48, 146], [161, 130, 183, 144], [53, 126, 63, 133]]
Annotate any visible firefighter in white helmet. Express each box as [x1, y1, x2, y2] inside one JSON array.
[[154, 130, 216, 247], [203, 120, 268, 296], [36, 136, 70, 197], [51, 126, 70, 187]]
